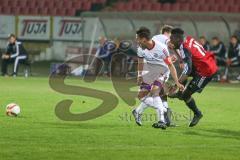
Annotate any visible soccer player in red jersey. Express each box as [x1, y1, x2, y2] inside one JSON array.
[[169, 28, 218, 127]]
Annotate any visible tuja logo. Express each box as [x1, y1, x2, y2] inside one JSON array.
[[59, 19, 84, 36], [21, 19, 48, 36]]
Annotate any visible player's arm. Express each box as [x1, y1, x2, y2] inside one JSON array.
[[178, 48, 192, 83], [137, 48, 145, 85], [2, 43, 11, 59], [164, 57, 184, 91], [137, 57, 144, 85], [10, 42, 20, 59]]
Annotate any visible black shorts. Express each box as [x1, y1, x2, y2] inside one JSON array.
[[187, 72, 214, 94]]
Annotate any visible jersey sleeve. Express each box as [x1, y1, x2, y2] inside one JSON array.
[[10, 42, 21, 58], [181, 48, 192, 76], [162, 47, 171, 65], [6, 43, 11, 54], [137, 47, 144, 58]]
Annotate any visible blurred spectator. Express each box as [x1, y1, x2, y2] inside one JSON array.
[[210, 37, 227, 64], [210, 37, 227, 80], [95, 36, 115, 76], [225, 35, 240, 80], [199, 36, 210, 51], [1, 34, 28, 77]]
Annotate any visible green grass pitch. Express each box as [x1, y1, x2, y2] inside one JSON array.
[[0, 77, 240, 160]]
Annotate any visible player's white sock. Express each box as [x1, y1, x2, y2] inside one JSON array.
[[136, 96, 153, 114], [153, 96, 166, 123], [163, 101, 168, 109], [135, 102, 147, 114]]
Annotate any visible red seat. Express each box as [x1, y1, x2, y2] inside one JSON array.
[[162, 3, 171, 11], [49, 8, 57, 16], [28, 0, 37, 8], [20, 7, 30, 15], [56, 8, 66, 16], [2, 7, 12, 15], [38, 8, 49, 15], [207, 0, 215, 6], [229, 6, 239, 13], [2, 0, 9, 7], [198, 4, 210, 12], [116, 3, 125, 11], [151, 3, 161, 11], [190, 4, 200, 12], [227, 0, 236, 6], [29, 8, 39, 15], [82, 2, 91, 11], [234, 0, 240, 5], [180, 3, 190, 11], [133, 2, 142, 11], [124, 3, 134, 11], [171, 3, 180, 11], [44, 1, 54, 9], [18, 0, 27, 8], [141, 3, 152, 11], [209, 5, 219, 12], [11, 0, 18, 8], [72, 1, 82, 9], [62, 1, 73, 9], [215, 0, 225, 6], [218, 5, 229, 12], [36, 0, 45, 8], [11, 7, 20, 15], [54, 1, 63, 9], [190, 0, 205, 5], [66, 9, 76, 16]]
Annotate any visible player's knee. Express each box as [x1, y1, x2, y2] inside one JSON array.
[[181, 90, 192, 102], [138, 90, 148, 100]]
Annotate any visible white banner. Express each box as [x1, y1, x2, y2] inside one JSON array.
[[0, 16, 15, 38], [53, 17, 84, 41], [18, 16, 50, 40]]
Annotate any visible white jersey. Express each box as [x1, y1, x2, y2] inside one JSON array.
[[152, 34, 170, 46], [137, 40, 170, 78]]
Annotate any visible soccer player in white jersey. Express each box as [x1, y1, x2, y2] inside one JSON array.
[[132, 27, 184, 129], [152, 25, 174, 126]]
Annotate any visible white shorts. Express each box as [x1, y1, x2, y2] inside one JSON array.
[[142, 63, 169, 85]]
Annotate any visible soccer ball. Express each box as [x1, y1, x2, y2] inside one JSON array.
[[6, 103, 21, 117]]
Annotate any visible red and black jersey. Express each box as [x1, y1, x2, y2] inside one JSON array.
[[183, 36, 218, 77]]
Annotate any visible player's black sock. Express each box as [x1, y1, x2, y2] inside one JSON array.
[[185, 98, 201, 115]]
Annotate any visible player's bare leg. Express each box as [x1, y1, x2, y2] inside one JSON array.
[[132, 83, 152, 126]]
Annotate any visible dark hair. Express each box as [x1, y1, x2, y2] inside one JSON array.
[[231, 35, 238, 40], [171, 28, 184, 35], [8, 33, 16, 39], [161, 25, 173, 34], [136, 27, 151, 40], [199, 36, 207, 39], [212, 36, 219, 41]]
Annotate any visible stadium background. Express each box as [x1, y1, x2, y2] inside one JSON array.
[[0, 0, 240, 77], [0, 1, 240, 160]]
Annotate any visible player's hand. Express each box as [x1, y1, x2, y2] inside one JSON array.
[[171, 55, 178, 63], [2, 54, 9, 59], [176, 82, 184, 91], [179, 62, 184, 70], [137, 76, 143, 85], [226, 59, 232, 66]]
